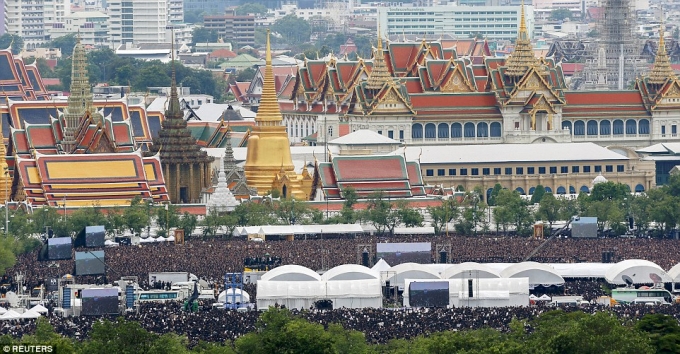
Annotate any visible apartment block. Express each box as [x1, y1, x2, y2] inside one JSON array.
[[203, 14, 255, 48]]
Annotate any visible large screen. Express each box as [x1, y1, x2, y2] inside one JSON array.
[[376, 242, 431, 265], [81, 288, 118, 316], [409, 281, 449, 308], [47, 237, 72, 260], [85, 226, 105, 247], [75, 251, 105, 276]]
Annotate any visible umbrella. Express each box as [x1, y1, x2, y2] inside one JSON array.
[[30, 304, 48, 314]]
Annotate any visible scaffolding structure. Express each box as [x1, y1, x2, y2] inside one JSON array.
[[574, 0, 646, 90]]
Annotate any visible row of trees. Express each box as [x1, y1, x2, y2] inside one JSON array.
[[2, 309, 679, 353]]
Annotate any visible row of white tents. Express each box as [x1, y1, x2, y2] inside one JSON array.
[[0, 304, 48, 321], [233, 225, 435, 237]]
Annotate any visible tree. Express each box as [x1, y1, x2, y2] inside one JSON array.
[[154, 204, 181, 236], [48, 34, 77, 56], [530, 185, 547, 204], [487, 183, 502, 206], [551, 8, 573, 21], [235, 67, 256, 82], [537, 193, 561, 230], [184, 10, 206, 25], [590, 181, 630, 202], [396, 200, 424, 228], [495, 189, 534, 236], [427, 198, 459, 235], [192, 27, 219, 45], [178, 212, 198, 239], [0, 34, 24, 54], [364, 191, 396, 236], [235, 3, 268, 16], [272, 15, 311, 45], [636, 314, 680, 354], [339, 187, 358, 224]]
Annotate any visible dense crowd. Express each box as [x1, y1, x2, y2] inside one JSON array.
[[2, 302, 680, 345], [6, 235, 680, 290]]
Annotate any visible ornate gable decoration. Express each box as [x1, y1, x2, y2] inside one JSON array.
[[507, 67, 564, 105], [441, 64, 475, 93], [367, 82, 414, 115], [653, 79, 680, 108]]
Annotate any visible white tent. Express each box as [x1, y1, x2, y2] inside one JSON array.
[[321, 264, 379, 281], [0, 307, 6, 314], [324, 279, 382, 308], [218, 288, 251, 303], [604, 259, 671, 285], [539, 294, 552, 301], [29, 304, 48, 314], [21, 310, 41, 319], [372, 259, 391, 272], [441, 262, 501, 279], [256, 280, 326, 310], [500, 262, 565, 286], [386, 263, 440, 289], [0, 310, 22, 320], [529, 294, 539, 300], [260, 265, 321, 282], [403, 278, 529, 308]]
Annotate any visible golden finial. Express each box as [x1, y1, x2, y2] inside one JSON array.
[[254, 29, 283, 124], [648, 9, 676, 85], [504, 0, 538, 78], [365, 22, 391, 90]]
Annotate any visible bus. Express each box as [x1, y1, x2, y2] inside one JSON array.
[[137, 290, 187, 303], [611, 287, 673, 305]]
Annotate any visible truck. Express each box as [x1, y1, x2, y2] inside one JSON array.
[[148, 272, 190, 286]]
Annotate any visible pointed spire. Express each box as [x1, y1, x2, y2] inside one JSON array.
[[167, 31, 181, 117], [504, 0, 538, 78], [224, 127, 237, 170], [648, 12, 676, 85], [254, 29, 283, 124], [365, 21, 392, 90]]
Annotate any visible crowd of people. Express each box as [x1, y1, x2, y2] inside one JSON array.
[[1, 301, 679, 345], [6, 235, 680, 291]]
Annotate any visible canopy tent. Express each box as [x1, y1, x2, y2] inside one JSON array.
[[499, 262, 564, 286], [666, 263, 680, 282], [361, 225, 435, 235], [0, 307, 6, 314], [385, 263, 440, 289], [236, 224, 364, 237], [218, 288, 251, 304], [441, 262, 501, 279], [321, 264, 379, 281], [547, 263, 614, 278], [372, 259, 391, 272], [21, 310, 41, 319], [256, 279, 382, 310], [0, 310, 22, 320], [403, 278, 529, 308], [260, 265, 321, 282], [604, 259, 671, 285], [29, 304, 48, 314], [539, 294, 552, 301], [324, 279, 382, 308]]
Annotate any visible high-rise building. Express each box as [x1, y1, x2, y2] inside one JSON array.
[[203, 12, 255, 48], [167, 0, 184, 24], [50, 11, 110, 48], [5, 0, 48, 49], [108, 0, 167, 48], [43, 0, 70, 29], [0, 0, 6, 36]]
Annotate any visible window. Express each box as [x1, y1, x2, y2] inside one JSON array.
[[674, 125, 677, 136], [662, 125, 666, 135], [494, 168, 501, 175], [399, 130, 404, 140], [472, 168, 479, 175], [617, 165, 624, 172], [388, 131, 394, 139], [605, 165, 613, 172], [449, 169, 456, 176], [460, 168, 468, 176], [538, 167, 546, 174], [516, 167, 523, 175], [550, 166, 557, 174], [438, 169, 445, 176], [426, 169, 434, 176], [505, 167, 512, 175], [527, 167, 535, 174], [327, 126, 333, 137], [584, 166, 591, 173], [572, 166, 580, 173], [483, 168, 490, 175], [561, 166, 568, 173], [377, 130, 382, 135], [595, 165, 602, 172]]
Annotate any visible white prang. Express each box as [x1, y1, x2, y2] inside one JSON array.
[[207, 155, 240, 213]]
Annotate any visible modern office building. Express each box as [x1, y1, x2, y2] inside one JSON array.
[[5, 0, 48, 49], [377, 5, 533, 41], [43, 0, 70, 29], [50, 11, 110, 48], [203, 13, 255, 48], [108, 0, 167, 48]]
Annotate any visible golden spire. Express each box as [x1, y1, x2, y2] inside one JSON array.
[[365, 22, 392, 90], [648, 13, 676, 85], [255, 29, 283, 124], [167, 31, 181, 117], [504, 0, 537, 78]]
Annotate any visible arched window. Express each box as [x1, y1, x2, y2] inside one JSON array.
[[545, 187, 553, 193], [451, 123, 462, 138], [613, 120, 624, 135], [515, 187, 525, 195], [556, 186, 566, 195], [529, 187, 536, 195], [569, 186, 576, 194], [412, 123, 423, 139], [477, 122, 488, 137], [464, 122, 475, 137], [573, 120, 585, 135], [626, 119, 637, 135], [580, 186, 590, 193], [438, 123, 449, 138], [639, 119, 650, 135], [562, 121, 572, 132], [425, 123, 436, 138], [587, 120, 598, 136], [600, 120, 611, 135], [624, 184, 631, 192], [635, 184, 645, 193], [490, 122, 501, 137]]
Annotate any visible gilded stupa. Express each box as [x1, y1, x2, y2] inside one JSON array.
[[244, 30, 313, 199], [647, 15, 676, 86]]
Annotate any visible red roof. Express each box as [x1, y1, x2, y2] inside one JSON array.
[[210, 49, 237, 58]]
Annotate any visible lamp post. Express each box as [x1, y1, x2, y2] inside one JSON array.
[[146, 198, 153, 238], [4, 166, 8, 237]]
